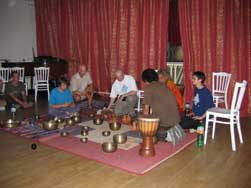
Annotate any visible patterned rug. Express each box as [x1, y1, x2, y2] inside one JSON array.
[[38, 121, 197, 175], [1, 117, 197, 175]]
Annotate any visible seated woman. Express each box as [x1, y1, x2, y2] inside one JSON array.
[[5, 71, 32, 109], [157, 69, 184, 112], [48, 77, 80, 118]]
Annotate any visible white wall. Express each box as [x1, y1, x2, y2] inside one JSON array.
[[0, 0, 36, 63]]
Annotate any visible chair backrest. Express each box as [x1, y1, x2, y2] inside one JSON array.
[[0, 68, 10, 83], [212, 72, 231, 95], [137, 90, 144, 98], [34, 67, 50, 83], [230, 80, 247, 113], [9, 67, 25, 82]]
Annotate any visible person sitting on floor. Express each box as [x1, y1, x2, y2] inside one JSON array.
[[70, 64, 93, 107], [157, 69, 184, 112], [5, 71, 32, 109], [49, 77, 80, 118], [0, 78, 7, 111], [180, 71, 214, 130], [107, 69, 138, 117], [141, 69, 185, 145]]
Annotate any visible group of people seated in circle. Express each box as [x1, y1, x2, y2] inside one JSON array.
[[0, 64, 214, 145]]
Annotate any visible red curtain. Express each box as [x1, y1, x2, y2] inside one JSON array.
[[179, 0, 251, 116], [168, 0, 181, 45], [35, 0, 169, 91]]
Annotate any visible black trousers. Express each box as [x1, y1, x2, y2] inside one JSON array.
[[179, 116, 200, 129]]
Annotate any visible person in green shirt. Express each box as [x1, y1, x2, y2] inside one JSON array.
[[5, 71, 32, 108]]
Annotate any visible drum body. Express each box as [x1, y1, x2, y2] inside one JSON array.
[[138, 116, 160, 157]]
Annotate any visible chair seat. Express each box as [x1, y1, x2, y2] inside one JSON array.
[[208, 107, 230, 114]]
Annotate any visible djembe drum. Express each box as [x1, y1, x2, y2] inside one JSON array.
[[138, 116, 160, 157]]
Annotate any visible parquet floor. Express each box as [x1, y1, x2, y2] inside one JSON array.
[[0, 94, 251, 188]]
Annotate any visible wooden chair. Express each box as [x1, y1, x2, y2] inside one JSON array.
[[212, 72, 231, 108], [204, 80, 247, 151], [34, 67, 50, 102]]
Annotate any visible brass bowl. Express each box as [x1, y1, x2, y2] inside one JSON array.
[[102, 142, 117, 153], [113, 134, 127, 144], [88, 113, 95, 118], [65, 118, 75, 126], [72, 115, 81, 123], [93, 117, 103, 125], [80, 137, 88, 143], [81, 130, 88, 136], [4, 119, 21, 128], [102, 131, 111, 137], [70, 112, 80, 117], [82, 126, 89, 131], [109, 122, 121, 131], [42, 120, 58, 130], [54, 116, 64, 124], [60, 131, 69, 137]]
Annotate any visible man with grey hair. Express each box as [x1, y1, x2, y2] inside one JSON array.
[[107, 69, 138, 116]]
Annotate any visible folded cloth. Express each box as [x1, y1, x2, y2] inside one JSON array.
[[165, 124, 186, 146]]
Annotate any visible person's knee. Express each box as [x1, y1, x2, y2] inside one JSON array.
[[114, 104, 125, 116]]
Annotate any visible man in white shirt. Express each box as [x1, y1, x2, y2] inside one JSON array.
[[107, 69, 138, 116], [70, 64, 93, 107]]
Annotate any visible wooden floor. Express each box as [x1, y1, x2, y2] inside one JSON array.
[[0, 94, 251, 188]]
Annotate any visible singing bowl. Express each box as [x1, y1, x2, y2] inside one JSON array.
[[93, 117, 103, 125], [102, 142, 117, 153], [80, 137, 88, 143], [70, 112, 80, 117], [109, 122, 121, 131], [113, 134, 127, 144], [65, 118, 75, 126], [82, 126, 89, 131], [88, 113, 95, 118], [60, 131, 69, 137], [3, 119, 21, 128], [102, 131, 111, 137], [72, 115, 81, 123], [81, 130, 88, 136], [54, 116, 64, 124], [42, 120, 58, 131]]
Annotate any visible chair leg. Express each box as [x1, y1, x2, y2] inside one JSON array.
[[236, 115, 243, 144], [230, 118, 236, 151], [35, 88, 37, 102], [212, 116, 216, 139], [204, 113, 210, 145], [224, 96, 228, 109], [215, 97, 219, 108], [47, 88, 50, 101]]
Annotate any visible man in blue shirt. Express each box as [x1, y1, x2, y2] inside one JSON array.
[[180, 71, 214, 129], [49, 77, 80, 118]]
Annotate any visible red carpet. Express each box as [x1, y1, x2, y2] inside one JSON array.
[[38, 132, 197, 175]]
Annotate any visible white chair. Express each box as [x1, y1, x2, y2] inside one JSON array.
[[9, 67, 28, 95], [136, 90, 144, 113], [0, 68, 10, 93], [212, 72, 231, 108], [34, 67, 50, 102], [204, 80, 247, 151]]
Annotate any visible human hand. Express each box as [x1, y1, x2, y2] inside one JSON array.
[[118, 95, 125, 102], [22, 102, 31, 109], [188, 112, 195, 117], [69, 103, 75, 107], [62, 102, 70, 108], [193, 116, 203, 120]]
